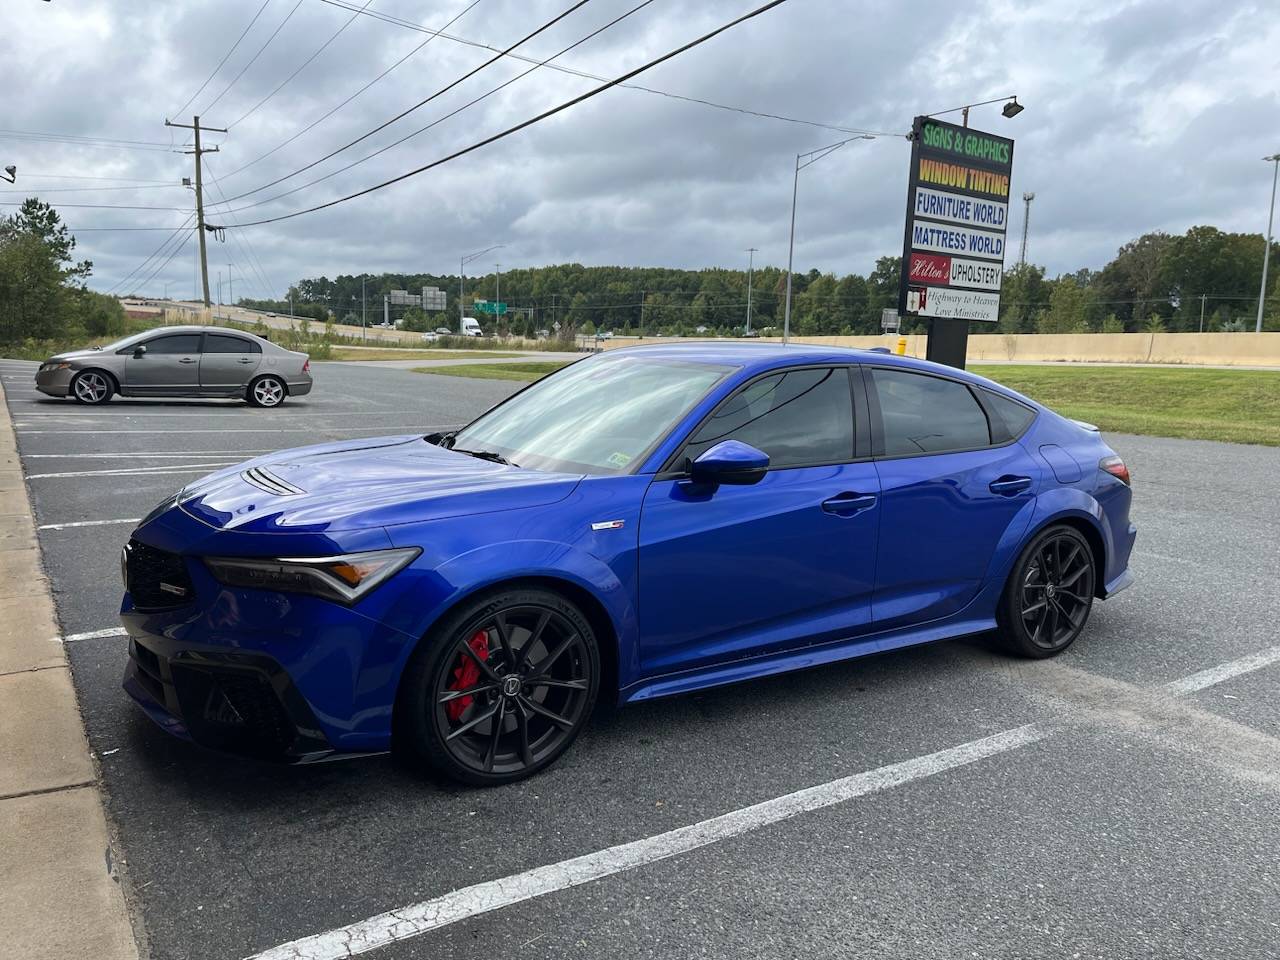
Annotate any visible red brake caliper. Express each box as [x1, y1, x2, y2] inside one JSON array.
[[445, 630, 489, 722]]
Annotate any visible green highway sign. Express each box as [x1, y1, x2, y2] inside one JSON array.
[[473, 300, 507, 316]]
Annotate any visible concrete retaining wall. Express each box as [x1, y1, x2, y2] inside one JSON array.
[[595, 332, 1280, 367]]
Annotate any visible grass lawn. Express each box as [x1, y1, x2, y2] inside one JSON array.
[[975, 365, 1280, 446], [327, 347, 524, 361], [415, 359, 1280, 447], [414, 360, 573, 382]]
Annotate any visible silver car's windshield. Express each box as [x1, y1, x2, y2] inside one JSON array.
[[92, 331, 150, 352], [450, 354, 731, 475]]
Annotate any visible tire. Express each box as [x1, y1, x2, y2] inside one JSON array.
[[996, 524, 1096, 658], [398, 586, 600, 786], [70, 369, 114, 404], [246, 375, 287, 408]]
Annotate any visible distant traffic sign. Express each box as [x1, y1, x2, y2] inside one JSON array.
[[473, 300, 507, 316]]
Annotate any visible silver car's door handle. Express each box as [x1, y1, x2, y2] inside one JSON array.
[[178, 357, 197, 364], [236, 358, 254, 364]]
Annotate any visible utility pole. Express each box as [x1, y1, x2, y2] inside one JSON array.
[[226, 263, 234, 311], [639, 290, 645, 339], [216, 271, 222, 313], [1200, 293, 1207, 333], [1018, 193, 1035, 267], [361, 276, 367, 342], [745, 248, 757, 334], [1258, 154, 1280, 334], [166, 116, 225, 308]]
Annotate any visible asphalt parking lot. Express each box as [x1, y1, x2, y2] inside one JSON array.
[[4, 356, 1280, 960]]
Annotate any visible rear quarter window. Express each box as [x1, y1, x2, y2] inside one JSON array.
[[982, 389, 1036, 438]]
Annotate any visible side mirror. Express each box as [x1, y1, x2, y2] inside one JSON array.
[[688, 440, 769, 486], [132, 344, 147, 358]]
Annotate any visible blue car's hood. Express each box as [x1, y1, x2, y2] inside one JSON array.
[[177, 435, 583, 533]]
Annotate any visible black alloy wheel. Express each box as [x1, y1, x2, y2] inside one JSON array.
[[399, 587, 599, 785], [997, 525, 1096, 658]]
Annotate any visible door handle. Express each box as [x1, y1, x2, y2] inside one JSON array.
[[178, 357, 197, 364], [821, 492, 877, 516], [236, 358, 254, 364], [989, 475, 1032, 496]]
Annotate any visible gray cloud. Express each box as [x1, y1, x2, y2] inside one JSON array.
[[1, 0, 1276, 298]]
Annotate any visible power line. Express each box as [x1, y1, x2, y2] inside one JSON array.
[[135, 229, 196, 295], [313, 0, 896, 138], [213, 0, 595, 205], [106, 214, 196, 294], [218, 0, 485, 180], [211, 0, 658, 215], [0, 130, 175, 153], [0, 200, 192, 211], [0, 184, 185, 194], [230, 0, 794, 227], [200, 0, 306, 116], [226, 0, 376, 128], [204, 159, 277, 298], [10, 173, 176, 183], [171, 0, 275, 119]]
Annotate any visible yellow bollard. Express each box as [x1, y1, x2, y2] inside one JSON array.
[[896, 336, 907, 356]]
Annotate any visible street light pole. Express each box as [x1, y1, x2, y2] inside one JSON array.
[[460, 244, 505, 334], [361, 276, 367, 342], [745, 247, 757, 334], [783, 135, 875, 344], [1257, 154, 1280, 334]]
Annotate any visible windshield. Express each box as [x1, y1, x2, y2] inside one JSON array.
[[450, 354, 731, 475]]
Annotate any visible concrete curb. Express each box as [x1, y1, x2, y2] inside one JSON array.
[[0, 382, 139, 960]]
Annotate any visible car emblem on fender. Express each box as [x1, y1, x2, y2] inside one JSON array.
[[590, 520, 625, 531]]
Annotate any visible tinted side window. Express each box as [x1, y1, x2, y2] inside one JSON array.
[[204, 334, 261, 354], [143, 334, 202, 355], [683, 367, 853, 468], [872, 369, 991, 456], [983, 389, 1035, 438]]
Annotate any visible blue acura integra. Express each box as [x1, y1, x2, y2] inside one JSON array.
[[121, 343, 1135, 784]]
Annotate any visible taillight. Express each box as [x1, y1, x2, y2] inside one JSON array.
[[302, 358, 310, 373], [1099, 455, 1130, 486]]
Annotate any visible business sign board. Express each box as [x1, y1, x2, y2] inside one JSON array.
[[898, 116, 1013, 323]]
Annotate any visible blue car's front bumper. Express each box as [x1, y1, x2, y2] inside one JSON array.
[[120, 509, 425, 761]]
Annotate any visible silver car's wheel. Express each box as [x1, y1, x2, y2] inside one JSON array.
[[248, 375, 286, 408], [70, 370, 113, 405]]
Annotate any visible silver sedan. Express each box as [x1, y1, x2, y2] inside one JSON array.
[[34, 326, 313, 407]]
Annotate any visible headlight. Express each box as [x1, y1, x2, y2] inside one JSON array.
[[203, 548, 420, 604], [40, 362, 70, 373]]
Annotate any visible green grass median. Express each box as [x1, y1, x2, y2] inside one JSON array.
[[976, 365, 1280, 446], [328, 347, 523, 361], [414, 360, 573, 382]]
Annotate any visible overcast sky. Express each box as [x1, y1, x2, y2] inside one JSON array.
[[2, 0, 1277, 299]]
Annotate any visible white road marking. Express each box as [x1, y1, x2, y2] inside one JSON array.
[[27, 462, 238, 479], [58, 627, 127, 643], [1164, 644, 1280, 695], [38, 518, 140, 531], [245, 643, 1280, 960], [247, 724, 1051, 960]]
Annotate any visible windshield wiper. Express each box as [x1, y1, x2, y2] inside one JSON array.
[[453, 447, 513, 466]]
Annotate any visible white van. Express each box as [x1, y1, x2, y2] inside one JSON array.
[[461, 318, 483, 337]]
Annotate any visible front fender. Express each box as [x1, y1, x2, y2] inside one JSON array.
[[381, 534, 638, 690]]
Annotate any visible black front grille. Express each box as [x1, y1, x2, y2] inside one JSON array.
[[125, 539, 194, 610]]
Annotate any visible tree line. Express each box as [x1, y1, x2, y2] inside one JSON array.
[[254, 224, 1278, 337]]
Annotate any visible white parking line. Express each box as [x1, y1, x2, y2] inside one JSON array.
[[38, 518, 140, 531], [59, 627, 127, 643], [249, 724, 1051, 960], [244, 643, 1280, 960], [27, 462, 238, 479], [1165, 644, 1280, 695]]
